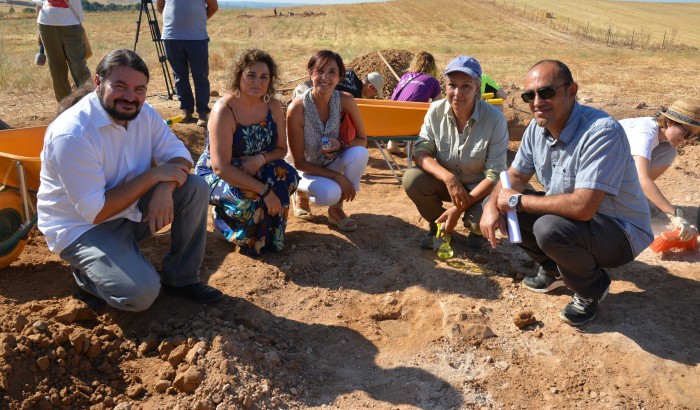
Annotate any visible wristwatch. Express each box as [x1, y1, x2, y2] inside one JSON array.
[[508, 194, 523, 210]]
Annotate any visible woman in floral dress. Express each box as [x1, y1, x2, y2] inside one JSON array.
[[196, 49, 298, 255]]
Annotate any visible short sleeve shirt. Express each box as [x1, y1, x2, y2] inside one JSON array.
[[391, 72, 441, 102], [162, 0, 209, 40], [36, 0, 83, 26], [620, 116, 677, 168], [414, 99, 509, 188], [335, 70, 364, 98], [512, 102, 653, 256]]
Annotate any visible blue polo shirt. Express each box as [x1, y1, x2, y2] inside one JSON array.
[[512, 101, 653, 256]]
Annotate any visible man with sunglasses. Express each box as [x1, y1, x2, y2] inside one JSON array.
[[480, 60, 652, 326]]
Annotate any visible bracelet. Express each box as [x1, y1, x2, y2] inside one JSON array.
[[258, 153, 266, 165], [258, 183, 270, 198]]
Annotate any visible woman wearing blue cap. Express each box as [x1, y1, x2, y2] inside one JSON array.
[[402, 56, 509, 250]]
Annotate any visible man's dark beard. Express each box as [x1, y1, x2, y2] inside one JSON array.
[[98, 90, 141, 122]]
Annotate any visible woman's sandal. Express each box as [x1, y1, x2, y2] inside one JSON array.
[[327, 204, 357, 232], [291, 192, 313, 220]]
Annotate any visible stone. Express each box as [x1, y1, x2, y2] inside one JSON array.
[[154, 380, 171, 393], [69, 331, 88, 354], [168, 344, 189, 367], [126, 384, 145, 399], [14, 315, 29, 332], [138, 334, 159, 356], [86, 341, 102, 360], [453, 323, 496, 346], [173, 367, 203, 394], [37, 356, 50, 371], [32, 321, 49, 331], [54, 300, 97, 324], [513, 310, 537, 329], [0, 370, 9, 390], [264, 350, 281, 367]]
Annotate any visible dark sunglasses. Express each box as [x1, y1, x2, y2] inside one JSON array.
[[521, 83, 569, 103]]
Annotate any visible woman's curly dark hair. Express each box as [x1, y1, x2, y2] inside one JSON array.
[[227, 48, 278, 98]]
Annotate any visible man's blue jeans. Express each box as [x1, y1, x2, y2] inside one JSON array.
[[60, 175, 210, 312], [163, 39, 211, 115]]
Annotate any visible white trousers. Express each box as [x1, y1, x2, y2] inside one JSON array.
[[297, 146, 369, 206]]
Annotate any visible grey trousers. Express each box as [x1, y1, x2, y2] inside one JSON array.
[[517, 210, 634, 299], [60, 175, 210, 312], [402, 167, 485, 234]]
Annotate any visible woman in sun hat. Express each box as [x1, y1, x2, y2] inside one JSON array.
[[619, 98, 700, 241]]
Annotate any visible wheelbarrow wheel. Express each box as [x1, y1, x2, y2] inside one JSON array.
[[0, 191, 27, 269]]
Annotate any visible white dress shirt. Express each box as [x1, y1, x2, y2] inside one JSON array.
[[38, 91, 192, 254]]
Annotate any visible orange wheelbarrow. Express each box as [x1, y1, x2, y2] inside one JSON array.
[[0, 126, 46, 269]]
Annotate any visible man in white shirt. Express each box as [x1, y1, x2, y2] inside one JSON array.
[[38, 48, 223, 312], [35, 0, 91, 101]]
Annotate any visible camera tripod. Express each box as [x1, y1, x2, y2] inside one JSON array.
[[133, 0, 175, 99]]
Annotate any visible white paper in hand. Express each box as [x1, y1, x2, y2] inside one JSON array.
[[500, 171, 522, 243]]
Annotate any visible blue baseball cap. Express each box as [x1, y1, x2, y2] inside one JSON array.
[[444, 56, 482, 79]]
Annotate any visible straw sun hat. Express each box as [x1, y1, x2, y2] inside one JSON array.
[[661, 98, 700, 130]]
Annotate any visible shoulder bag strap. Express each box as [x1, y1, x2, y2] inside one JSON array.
[[392, 74, 421, 101], [65, 0, 83, 26]]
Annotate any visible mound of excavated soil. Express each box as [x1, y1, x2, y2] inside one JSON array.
[[345, 49, 414, 96]]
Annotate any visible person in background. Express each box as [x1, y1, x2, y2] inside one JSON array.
[[35, 0, 91, 102], [196, 49, 299, 256], [287, 50, 369, 232], [403, 56, 508, 250], [157, 0, 218, 127], [619, 99, 699, 241], [387, 51, 442, 154], [482, 73, 508, 101], [37, 49, 223, 312], [292, 70, 384, 100], [480, 60, 652, 326]]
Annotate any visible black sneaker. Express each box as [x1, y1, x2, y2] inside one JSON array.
[[465, 233, 488, 250], [420, 222, 438, 249], [163, 282, 224, 304], [559, 285, 610, 326], [72, 281, 107, 311], [522, 270, 565, 293]]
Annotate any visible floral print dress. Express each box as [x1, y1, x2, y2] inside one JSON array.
[[196, 106, 299, 256]]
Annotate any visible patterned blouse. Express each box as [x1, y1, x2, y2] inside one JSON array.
[[301, 89, 342, 166]]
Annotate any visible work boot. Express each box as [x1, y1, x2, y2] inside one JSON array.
[[197, 113, 209, 128], [181, 109, 195, 123], [162, 282, 224, 304]]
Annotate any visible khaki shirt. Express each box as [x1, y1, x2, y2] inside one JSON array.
[[414, 99, 508, 189]]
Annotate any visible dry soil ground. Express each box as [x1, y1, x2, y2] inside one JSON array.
[[1, 7, 700, 410]]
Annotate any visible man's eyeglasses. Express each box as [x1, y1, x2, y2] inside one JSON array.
[[521, 83, 569, 103]]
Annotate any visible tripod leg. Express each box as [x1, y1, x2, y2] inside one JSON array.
[[140, 0, 175, 99], [133, 4, 143, 51]]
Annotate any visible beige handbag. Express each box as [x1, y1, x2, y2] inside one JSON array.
[[65, 0, 92, 59]]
